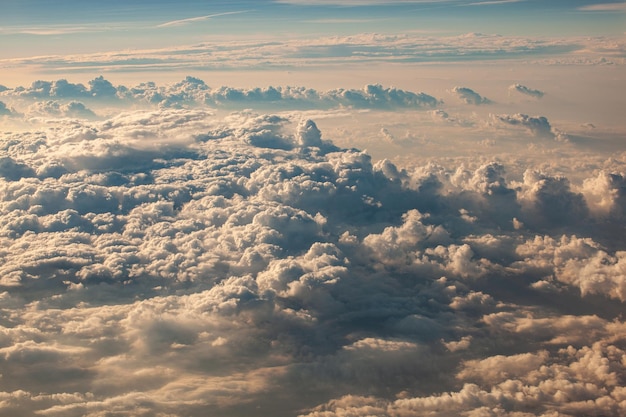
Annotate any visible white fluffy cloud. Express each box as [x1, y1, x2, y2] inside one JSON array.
[[0, 80, 624, 416], [579, 171, 626, 219]]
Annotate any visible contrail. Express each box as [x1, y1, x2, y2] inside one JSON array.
[[157, 10, 251, 28]]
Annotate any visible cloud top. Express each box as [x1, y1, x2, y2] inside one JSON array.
[[509, 83, 544, 98], [451, 86, 491, 105], [2, 77, 441, 113], [0, 78, 625, 416]]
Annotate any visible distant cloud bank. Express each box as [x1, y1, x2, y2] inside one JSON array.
[[1, 32, 623, 75], [1, 77, 439, 112]]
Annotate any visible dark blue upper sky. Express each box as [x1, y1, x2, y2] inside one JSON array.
[[2, 0, 625, 31]]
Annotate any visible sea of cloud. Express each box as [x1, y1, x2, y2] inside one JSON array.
[[0, 75, 625, 416]]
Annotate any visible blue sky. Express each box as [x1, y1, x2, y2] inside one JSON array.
[[1, 0, 624, 49]]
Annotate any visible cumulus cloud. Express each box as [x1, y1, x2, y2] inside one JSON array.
[[4, 77, 439, 113], [495, 113, 566, 139], [517, 170, 589, 227], [26, 100, 97, 119], [580, 171, 626, 219], [509, 83, 545, 99], [300, 342, 626, 416], [0, 101, 15, 116], [0, 157, 36, 180], [88, 76, 118, 98], [451, 86, 491, 105], [0, 86, 624, 416], [12, 79, 90, 99], [203, 83, 440, 110], [513, 234, 626, 301]]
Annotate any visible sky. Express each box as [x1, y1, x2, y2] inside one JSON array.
[[1, 1, 625, 64], [1, 1, 626, 417]]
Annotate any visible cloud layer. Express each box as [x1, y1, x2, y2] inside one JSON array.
[[2, 32, 624, 74], [2, 77, 438, 112], [0, 88, 625, 416]]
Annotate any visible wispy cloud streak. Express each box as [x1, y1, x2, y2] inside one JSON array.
[[157, 10, 252, 28], [465, 0, 522, 6], [578, 2, 626, 12]]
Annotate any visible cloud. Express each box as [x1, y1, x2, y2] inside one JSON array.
[[0, 157, 36, 180], [300, 341, 626, 416], [13, 79, 91, 99], [157, 11, 252, 28], [451, 86, 491, 105], [517, 170, 589, 227], [88, 76, 118, 98], [0, 83, 625, 416], [1, 32, 608, 74], [26, 101, 97, 119], [0, 101, 15, 116], [296, 119, 324, 147], [4, 77, 440, 113], [508, 83, 544, 98], [0, 24, 119, 36], [5, 76, 126, 102], [456, 350, 550, 384], [305, 18, 376, 23], [495, 113, 556, 138], [514, 234, 626, 301], [578, 2, 626, 12], [465, 0, 522, 5], [580, 171, 626, 219]]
